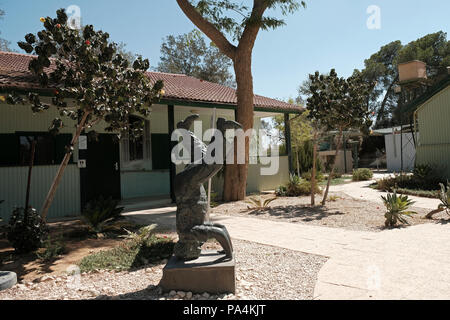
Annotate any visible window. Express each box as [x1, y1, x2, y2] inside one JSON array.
[[120, 116, 151, 166], [129, 116, 144, 161], [0, 132, 72, 167], [19, 134, 55, 165]]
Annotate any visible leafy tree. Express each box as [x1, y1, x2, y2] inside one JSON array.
[[357, 31, 450, 128], [356, 41, 402, 129], [397, 31, 450, 77], [0, 9, 14, 52], [158, 29, 234, 87], [176, 0, 306, 201], [8, 9, 163, 220], [306, 69, 374, 205]]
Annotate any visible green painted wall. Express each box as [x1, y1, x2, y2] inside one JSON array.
[[416, 86, 450, 178], [0, 165, 80, 221]]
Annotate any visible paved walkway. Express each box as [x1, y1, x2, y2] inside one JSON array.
[[331, 176, 440, 210], [211, 214, 450, 300], [123, 180, 450, 300]]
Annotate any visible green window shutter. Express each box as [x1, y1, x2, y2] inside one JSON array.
[[0, 134, 19, 166], [55, 134, 73, 164], [151, 134, 170, 170]]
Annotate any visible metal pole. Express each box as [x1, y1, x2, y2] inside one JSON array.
[[206, 108, 217, 222]]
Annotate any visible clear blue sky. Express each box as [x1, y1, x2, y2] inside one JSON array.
[[1, 0, 449, 101]]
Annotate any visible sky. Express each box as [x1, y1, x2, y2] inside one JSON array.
[[0, 0, 449, 102]]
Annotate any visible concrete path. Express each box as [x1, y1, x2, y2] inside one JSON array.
[[211, 214, 450, 300], [123, 181, 450, 300], [330, 177, 440, 210]]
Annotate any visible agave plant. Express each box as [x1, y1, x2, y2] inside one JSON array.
[[438, 182, 450, 214], [81, 196, 124, 233], [121, 224, 158, 247], [425, 182, 450, 219], [245, 196, 277, 212], [381, 191, 417, 227]]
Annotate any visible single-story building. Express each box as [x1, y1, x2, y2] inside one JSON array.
[[0, 51, 302, 220], [406, 73, 450, 178]]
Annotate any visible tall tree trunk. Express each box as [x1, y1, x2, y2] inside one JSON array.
[[321, 130, 343, 205], [311, 133, 318, 206], [40, 111, 91, 220], [223, 52, 254, 201]]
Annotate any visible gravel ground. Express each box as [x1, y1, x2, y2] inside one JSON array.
[[0, 239, 327, 300], [212, 192, 448, 232]]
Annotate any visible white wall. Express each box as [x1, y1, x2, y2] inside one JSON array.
[[384, 132, 417, 172]]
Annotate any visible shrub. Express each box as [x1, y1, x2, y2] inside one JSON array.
[[413, 164, 433, 180], [352, 168, 374, 181], [36, 236, 66, 261], [82, 196, 124, 233], [381, 191, 417, 227], [375, 173, 444, 193], [122, 224, 158, 247], [329, 169, 342, 179], [275, 185, 287, 197], [301, 170, 324, 182], [286, 174, 321, 197], [7, 207, 48, 253]]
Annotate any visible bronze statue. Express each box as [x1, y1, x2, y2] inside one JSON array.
[[173, 114, 241, 261]]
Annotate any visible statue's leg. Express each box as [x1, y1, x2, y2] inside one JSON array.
[[174, 204, 205, 261], [191, 225, 233, 259], [204, 222, 233, 253]]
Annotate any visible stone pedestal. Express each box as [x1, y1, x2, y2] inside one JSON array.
[[159, 251, 235, 294]]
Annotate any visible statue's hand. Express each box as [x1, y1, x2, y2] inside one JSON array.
[[177, 114, 200, 130], [217, 118, 242, 134]]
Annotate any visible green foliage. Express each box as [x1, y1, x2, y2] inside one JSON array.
[[413, 164, 433, 180], [375, 169, 444, 193], [194, 0, 306, 41], [36, 236, 66, 261], [158, 30, 234, 86], [7, 207, 48, 253], [356, 31, 450, 128], [275, 185, 287, 196], [11, 8, 163, 136], [245, 196, 277, 211], [397, 31, 450, 77], [301, 169, 324, 182], [306, 69, 374, 133], [81, 196, 124, 233], [285, 174, 321, 197], [79, 233, 175, 272], [381, 191, 417, 227], [437, 182, 450, 214], [121, 224, 158, 247], [352, 168, 374, 181]]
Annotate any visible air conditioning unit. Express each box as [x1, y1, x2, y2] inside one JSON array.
[[398, 60, 427, 83]]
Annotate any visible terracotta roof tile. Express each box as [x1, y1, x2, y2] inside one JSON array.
[[0, 51, 302, 112]]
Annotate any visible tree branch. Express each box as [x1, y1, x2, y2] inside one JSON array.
[[238, 0, 268, 52], [176, 0, 237, 60]]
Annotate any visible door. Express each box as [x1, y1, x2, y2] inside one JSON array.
[[86, 134, 121, 202]]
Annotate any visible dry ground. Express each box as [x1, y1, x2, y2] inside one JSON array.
[[212, 192, 450, 232], [0, 238, 326, 300]]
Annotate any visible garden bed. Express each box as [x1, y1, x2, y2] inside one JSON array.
[[212, 192, 450, 232], [0, 239, 326, 300]]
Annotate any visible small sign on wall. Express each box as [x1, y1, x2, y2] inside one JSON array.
[[79, 135, 87, 150], [78, 159, 87, 168]]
